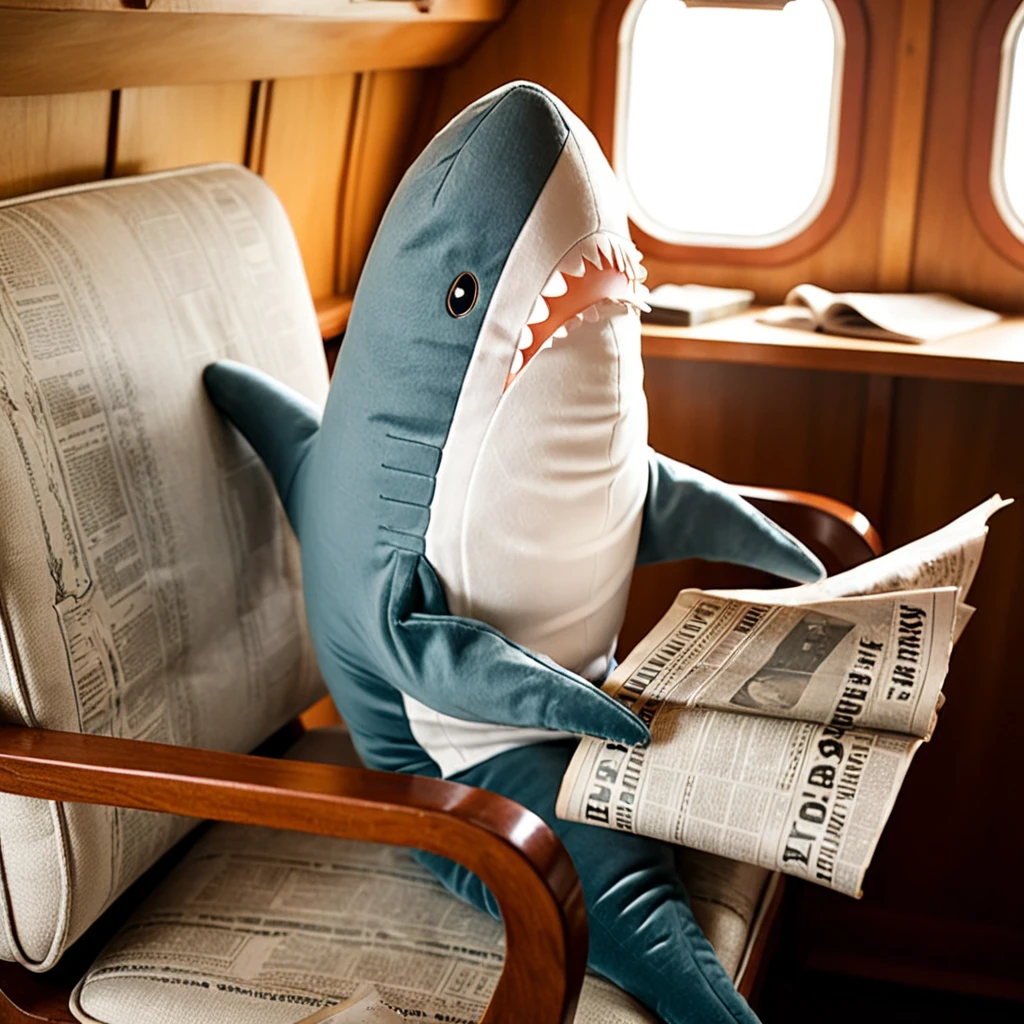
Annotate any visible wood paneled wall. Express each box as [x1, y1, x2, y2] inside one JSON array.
[[3, 0, 1023, 1001], [436, 0, 1024, 1001], [0, 70, 429, 309], [913, 0, 1024, 309], [0, 92, 110, 197]]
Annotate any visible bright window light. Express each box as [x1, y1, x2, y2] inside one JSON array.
[[616, 0, 844, 248], [993, 3, 1024, 242]]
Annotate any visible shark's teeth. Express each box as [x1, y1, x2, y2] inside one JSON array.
[[609, 239, 626, 274], [552, 232, 646, 282], [526, 295, 549, 325], [632, 283, 652, 311], [540, 269, 568, 297], [627, 247, 648, 283], [581, 237, 604, 269], [504, 233, 649, 393], [561, 248, 587, 278]]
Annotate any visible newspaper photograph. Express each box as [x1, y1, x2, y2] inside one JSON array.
[[556, 498, 1010, 897]]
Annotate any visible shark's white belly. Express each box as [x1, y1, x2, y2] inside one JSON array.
[[457, 310, 648, 673], [413, 308, 649, 776]]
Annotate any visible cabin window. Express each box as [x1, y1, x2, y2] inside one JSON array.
[[992, 2, 1024, 243], [614, 0, 845, 249]]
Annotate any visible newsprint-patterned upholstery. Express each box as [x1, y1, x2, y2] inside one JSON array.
[[70, 728, 773, 1024], [0, 166, 774, 1022]]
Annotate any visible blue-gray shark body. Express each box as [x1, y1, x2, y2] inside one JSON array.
[[205, 82, 822, 1024]]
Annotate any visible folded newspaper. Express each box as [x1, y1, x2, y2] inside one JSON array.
[[556, 496, 1011, 898]]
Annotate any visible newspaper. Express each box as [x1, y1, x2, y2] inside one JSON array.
[[714, 493, 1012, 642], [557, 497, 1009, 898], [0, 167, 328, 966]]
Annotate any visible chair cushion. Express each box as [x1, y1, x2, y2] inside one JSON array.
[[70, 728, 772, 1024], [0, 166, 329, 969]]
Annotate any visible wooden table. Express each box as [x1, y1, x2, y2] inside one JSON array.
[[641, 307, 1024, 387]]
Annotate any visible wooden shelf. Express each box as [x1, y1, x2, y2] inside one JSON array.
[[642, 307, 1024, 386], [0, 0, 510, 96]]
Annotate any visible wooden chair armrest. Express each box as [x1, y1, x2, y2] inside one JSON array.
[[735, 484, 883, 573], [0, 725, 587, 1024]]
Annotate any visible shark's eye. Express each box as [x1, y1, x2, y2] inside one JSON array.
[[446, 272, 478, 318]]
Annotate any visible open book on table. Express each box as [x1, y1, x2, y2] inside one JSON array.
[[556, 496, 1012, 898], [759, 283, 1000, 343]]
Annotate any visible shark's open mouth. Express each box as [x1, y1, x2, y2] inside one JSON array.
[[504, 232, 650, 391]]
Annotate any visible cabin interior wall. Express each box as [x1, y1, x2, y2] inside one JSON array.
[[0, 70, 430, 308], [0, 0, 1022, 1003], [435, 0, 1024, 1000]]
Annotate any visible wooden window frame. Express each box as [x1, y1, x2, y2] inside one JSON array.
[[590, 0, 869, 267], [967, 0, 1024, 269]]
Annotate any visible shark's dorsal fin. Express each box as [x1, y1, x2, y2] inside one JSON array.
[[203, 360, 320, 534], [638, 449, 826, 582]]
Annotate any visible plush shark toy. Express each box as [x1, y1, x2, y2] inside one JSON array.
[[205, 82, 823, 1024]]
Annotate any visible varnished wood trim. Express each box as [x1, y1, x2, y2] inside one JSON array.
[[0, 1, 506, 13], [736, 483, 883, 560], [966, 0, 1024, 269], [298, 694, 344, 731], [315, 293, 354, 340], [0, 725, 587, 1024], [0, 7, 506, 97], [878, 0, 934, 291], [854, 373, 893, 529], [337, 70, 372, 297], [591, 0, 869, 267], [245, 79, 270, 172]]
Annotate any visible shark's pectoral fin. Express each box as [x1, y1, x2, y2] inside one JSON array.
[[385, 553, 649, 747], [203, 360, 320, 532], [637, 448, 825, 583], [397, 612, 650, 746]]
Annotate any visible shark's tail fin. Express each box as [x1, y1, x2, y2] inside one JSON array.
[[203, 360, 320, 535]]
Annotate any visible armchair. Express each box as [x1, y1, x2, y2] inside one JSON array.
[[0, 164, 881, 1024], [0, 487, 879, 1024]]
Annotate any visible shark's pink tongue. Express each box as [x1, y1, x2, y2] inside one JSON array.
[[504, 251, 635, 391]]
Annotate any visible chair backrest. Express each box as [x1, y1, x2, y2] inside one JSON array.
[[0, 165, 328, 970]]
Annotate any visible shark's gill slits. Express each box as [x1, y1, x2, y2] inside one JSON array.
[[504, 232, 650, 392]]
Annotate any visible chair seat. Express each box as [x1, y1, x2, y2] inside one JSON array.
[[69, 728, 773, 1024]]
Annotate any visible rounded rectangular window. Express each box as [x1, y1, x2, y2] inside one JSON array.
[[615, 0, 845, 249], [992, 3, 1024, 242]]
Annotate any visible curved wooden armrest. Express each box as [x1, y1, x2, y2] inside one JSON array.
[[0, 725, 587, 1024], [735, 484, 883, 573]]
